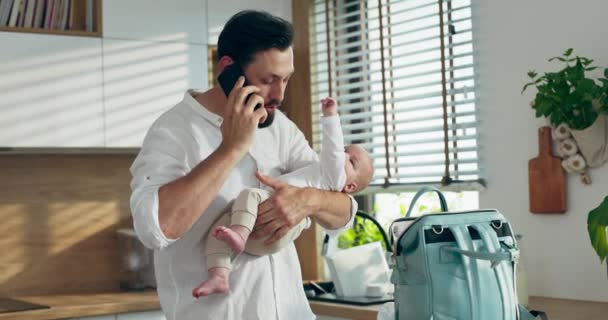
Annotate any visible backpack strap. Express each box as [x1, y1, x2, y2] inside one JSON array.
[[404, 186, 449, 218], [445, 225, 482, 320], [474, 223, 518, 320], [442, 224, 520, 320]]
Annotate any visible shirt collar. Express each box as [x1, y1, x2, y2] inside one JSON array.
[[183, 89, 224, 128]]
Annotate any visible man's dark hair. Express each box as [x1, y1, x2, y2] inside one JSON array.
[[217, 10, 294, 66]]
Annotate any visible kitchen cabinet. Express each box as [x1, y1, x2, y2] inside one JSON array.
[[116, 310, 166, 320], [102, 38, 207, 147], [102, 0, 207, 44], [72, 315, 116, 320], [206, 0, 291, 44], [0, 32, 105, 147]]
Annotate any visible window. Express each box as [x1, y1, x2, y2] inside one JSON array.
[[310, 0, 483, 190], [309, 0, 483, 218]]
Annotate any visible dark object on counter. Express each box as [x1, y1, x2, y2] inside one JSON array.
[[116, 229, 156, 291], [528, 126, 566, 213], [0, 297, 49, 313], [303, 281, 393, 306]]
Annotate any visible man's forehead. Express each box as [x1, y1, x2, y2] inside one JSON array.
[[248, 48, 294, 76]]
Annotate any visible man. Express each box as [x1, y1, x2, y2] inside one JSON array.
[[129, 10, 356, 320]]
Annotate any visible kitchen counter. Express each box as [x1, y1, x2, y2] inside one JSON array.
[[0, 291, 160, 320], [2, 291, 606, 320], [309, 296, 608, 320]]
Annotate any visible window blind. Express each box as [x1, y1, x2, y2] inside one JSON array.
[[309, 0, 485, 192]]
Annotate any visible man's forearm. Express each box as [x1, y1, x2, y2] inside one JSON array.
[[307, 188, 352, 229], [158, 145, 242, 239]]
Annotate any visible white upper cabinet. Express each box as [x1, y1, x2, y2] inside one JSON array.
[[206, 0, 292, 44], [102, 38, 207, 147], [0, 32, 105, 148], [103, 0, 207, 44]]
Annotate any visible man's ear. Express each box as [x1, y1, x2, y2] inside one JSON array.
[[218, 56, 235, 73], [344, 182, 358, 193]]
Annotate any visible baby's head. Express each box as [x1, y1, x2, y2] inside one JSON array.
[[342, 145, 374, 194]]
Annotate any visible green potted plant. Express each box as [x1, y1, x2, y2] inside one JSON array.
[[587, 197, 608, 276], [522, 48, 608, 129], [522, 49, 608, 176]]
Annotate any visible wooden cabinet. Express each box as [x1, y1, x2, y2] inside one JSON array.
[[0, 32, 105, 147], [102, 38, 207, 147]]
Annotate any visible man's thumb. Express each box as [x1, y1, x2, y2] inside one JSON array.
[[256, 172, 283, 190]]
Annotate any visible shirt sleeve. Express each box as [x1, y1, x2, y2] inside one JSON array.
[[284, 117, 319, 173], [129, 126, 189, 251], [323, 194, 357, 238], [319, 115, 346, 191]]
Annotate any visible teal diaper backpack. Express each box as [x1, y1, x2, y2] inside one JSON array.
[[390, 187, 547, 320]]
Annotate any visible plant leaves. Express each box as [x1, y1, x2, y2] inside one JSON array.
[[527, 71, 537, 79], [564, 48, 573, 57], [549, 56, 567, 62], [582, 58, 594, 66], [588, 196, 608, 263]]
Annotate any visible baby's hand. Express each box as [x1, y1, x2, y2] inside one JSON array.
[[321, 97, 337, 116]]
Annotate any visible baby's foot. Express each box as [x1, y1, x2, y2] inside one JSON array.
[[212, 226, 247, 254], [192, 268, 229, 298]]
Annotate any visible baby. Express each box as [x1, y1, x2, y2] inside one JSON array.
[[192, 97, 374, 298]]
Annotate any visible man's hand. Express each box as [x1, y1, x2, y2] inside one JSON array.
[[321, 97, 337, 117], [219, 76, 267, 156], [251, 172, 319, 245]]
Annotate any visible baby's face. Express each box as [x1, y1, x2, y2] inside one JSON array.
[[343, 145, 373, 191]]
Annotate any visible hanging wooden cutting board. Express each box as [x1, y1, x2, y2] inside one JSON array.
[[528, 126, 567, 213]]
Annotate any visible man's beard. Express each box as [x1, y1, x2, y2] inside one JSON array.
[[258, 111, 275, 128], [258, 100, 280, 128]]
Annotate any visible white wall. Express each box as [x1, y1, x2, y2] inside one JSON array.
[[473, 0, 608, 301]]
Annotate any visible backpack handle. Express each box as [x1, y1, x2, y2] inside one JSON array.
[[404, 186, 449, 218]]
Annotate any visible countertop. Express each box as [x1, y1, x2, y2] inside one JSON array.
[[309, 296, 608, 320], [2, 291, 606, 320], [0, 291, 160, 320]]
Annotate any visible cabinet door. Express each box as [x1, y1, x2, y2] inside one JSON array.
[[0, 32, 105, 147], [102, 38, 207, 147], [206, 0, 291, 44], [103, 0, 207, 44], [116, 310, 166, 320], [72, 315, 116, 320]]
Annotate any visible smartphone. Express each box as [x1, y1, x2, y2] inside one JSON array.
[[217, 62, 271, 128], [217, 62, 262, 111]]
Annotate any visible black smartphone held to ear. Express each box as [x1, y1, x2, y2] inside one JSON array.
[[217, 62, 262, 112]]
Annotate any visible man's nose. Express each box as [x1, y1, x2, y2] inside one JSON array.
[[269, 82, 285, 103]]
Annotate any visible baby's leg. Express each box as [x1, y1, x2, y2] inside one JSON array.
[[212, 188, 269, 254], [192, 267, 229, 298], [194, 215, 233, 298], [211, 225, 250, 254]]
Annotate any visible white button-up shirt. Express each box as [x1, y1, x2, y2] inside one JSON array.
[[130, 91, 356, 320]]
